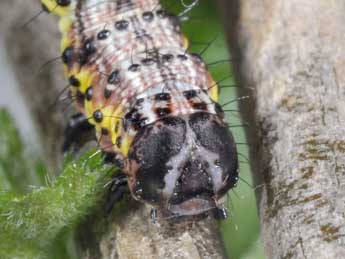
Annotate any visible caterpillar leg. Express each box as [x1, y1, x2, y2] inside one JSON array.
[[105, 173, 129, 213], [63, 113, 95, 152]]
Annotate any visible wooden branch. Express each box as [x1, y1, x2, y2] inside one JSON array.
[[218, 0, 345, 258], [1, 1, 228, 258]]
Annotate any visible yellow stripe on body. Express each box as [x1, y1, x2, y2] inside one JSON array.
[[182, 34, 189, 50], [59, 16, 73, 35], [209, 77, 219, 102], [109, 108, 132, 157], [41, 0, 71, 17]]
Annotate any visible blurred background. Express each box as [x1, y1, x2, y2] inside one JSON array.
[[0, 0, 265, 258]]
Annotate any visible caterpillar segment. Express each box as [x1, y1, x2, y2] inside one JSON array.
[[45, 0, 238, 219]]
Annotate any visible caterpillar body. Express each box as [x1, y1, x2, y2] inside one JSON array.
[[42, 0, 238, 219]]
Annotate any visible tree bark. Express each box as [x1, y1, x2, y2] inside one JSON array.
[[218, 0, 345, 258], [1, 1, 227, 258]]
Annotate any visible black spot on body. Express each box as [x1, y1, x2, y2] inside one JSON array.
[[57, 0, 71, 6], [61, 47, 74, 64], [162, 54, 174, 63], [83, 38, 96, 56], [115, 20, 129, 30], [142, 11, 154, 22], [116, 136, 122, 148], [135, 98, 144, 105], [104, 87, 113, 99], [97, 29, 110, 40], [141, 58, 154, 66], [93, 110, 103, 123], [155, 92, 171, 101], [78, 52, 87, 65], [108, 70, 121, 84], [69, 75, 80, 87], [177, 54, 188, 61], [128, 64, 140, 72], [116, 0, 134, 11], [85, 87, 93, 101], [183, 90, 197, 99]]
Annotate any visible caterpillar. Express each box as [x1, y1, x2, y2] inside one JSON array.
[[41, 0, 238, 220]]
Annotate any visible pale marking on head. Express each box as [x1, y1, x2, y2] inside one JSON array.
[[162, 118, 223, 202]]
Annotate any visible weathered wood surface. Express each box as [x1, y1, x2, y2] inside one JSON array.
[[219, 0, 345, 258], [0, 1, 227, 258]]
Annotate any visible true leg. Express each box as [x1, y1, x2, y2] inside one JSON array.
[[63, 113, 95, 152]]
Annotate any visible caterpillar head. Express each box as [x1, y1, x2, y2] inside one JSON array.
[[124, 112, 238, 219]]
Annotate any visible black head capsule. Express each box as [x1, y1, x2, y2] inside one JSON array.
[[124, 113, 238, 219], [57, 0, 71, 6]]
